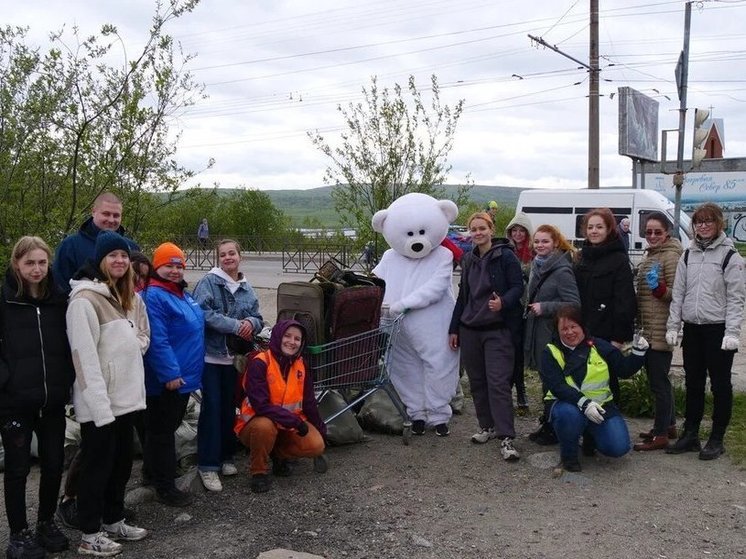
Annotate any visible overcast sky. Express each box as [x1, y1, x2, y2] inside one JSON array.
[[5, 0, 746, 190]]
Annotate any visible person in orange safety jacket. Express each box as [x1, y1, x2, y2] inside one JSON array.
[[234, 319, 327, 493]]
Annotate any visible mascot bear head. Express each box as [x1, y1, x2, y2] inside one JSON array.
[[372, 193, 458, 259]]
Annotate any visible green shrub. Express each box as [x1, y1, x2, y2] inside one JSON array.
[[620, 370, 695, 418]]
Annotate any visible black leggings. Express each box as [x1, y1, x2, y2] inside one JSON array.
[[1, 408, 66, 533], [682, 322, 735, 439], [144, 390, 189, 492], [77, 413, 135, 534]]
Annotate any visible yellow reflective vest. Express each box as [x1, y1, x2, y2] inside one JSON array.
[[544, 343, 613, 404]]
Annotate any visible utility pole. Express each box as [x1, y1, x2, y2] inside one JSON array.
[[529, 0, 600, 189], [673, 2, 692, 239], [589, 0, 599, 189]]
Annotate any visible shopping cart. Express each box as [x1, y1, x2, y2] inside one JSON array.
[[306, 313, 412, 444]]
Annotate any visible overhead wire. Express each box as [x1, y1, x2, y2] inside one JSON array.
[[167, 0, 746, 152]]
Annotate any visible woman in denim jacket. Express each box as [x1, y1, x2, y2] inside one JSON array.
[[192, 239, 264, 491]]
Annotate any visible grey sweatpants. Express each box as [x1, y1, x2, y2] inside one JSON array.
[[459, 326, 516, 438]]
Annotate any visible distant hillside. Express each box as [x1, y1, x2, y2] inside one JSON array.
[[264, 184, 526, 227]]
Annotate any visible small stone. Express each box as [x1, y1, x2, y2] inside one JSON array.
[[529, 451, 560, 469], [303, 531, 318, 537], [175, 513, 191, 523], [257, 549, 325, 559], [411, 535, 433, 548]]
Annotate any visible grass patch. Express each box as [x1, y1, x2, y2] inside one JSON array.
[[727, 393, 746, 466]]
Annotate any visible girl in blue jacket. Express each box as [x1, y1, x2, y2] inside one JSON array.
[[142, 242, 205, 508]]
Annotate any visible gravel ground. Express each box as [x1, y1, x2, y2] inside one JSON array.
[[7, 405, 743, 559], [3, 281, 745, 558]]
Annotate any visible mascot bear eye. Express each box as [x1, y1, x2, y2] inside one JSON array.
[[407, 231, 414, 236], [419, 229, 425, 235]]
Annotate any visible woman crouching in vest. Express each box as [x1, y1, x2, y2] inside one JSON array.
[[234, 320, 327, 493], [540, 304, 648, 473]]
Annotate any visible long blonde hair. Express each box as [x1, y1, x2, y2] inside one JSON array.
[[11, 236, 52, 298], [98, 258, 136, 313]]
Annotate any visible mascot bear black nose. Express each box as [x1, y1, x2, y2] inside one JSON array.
[[411, 243, 423, 252]]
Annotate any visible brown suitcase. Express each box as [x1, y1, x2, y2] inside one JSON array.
[[327, 285, 384, 341], [276, 281, 326, 346]]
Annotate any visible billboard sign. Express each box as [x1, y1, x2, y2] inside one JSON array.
[[618, 87, 659, 162], [640, 170, 746, 239]]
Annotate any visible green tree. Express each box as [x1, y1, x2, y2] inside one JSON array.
[[220, 188, 286, 246], [0, 0, 207, 262], [136, 187, 220, 249], [309, 74, 471, 242]]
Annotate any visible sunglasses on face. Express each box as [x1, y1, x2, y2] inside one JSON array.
[[645, 229, 666, 236]]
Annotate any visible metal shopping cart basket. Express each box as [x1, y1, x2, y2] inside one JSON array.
[[306, 312, 412, 444]]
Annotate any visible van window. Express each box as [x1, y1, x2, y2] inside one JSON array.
[[574, 215, 585, 239]]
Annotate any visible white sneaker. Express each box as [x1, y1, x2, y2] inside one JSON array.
[[221, 462, 238, 476], [199, 470, 223, 492], [500, 437, 520, 461], [471, 427, 497, 444], [102, 519, 148, 541], [78, 532, 123, 556]]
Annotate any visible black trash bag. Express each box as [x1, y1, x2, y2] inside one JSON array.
[[317, 390, 367, 446], [357, 389, 405, 435]]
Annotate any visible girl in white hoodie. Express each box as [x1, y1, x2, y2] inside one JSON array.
[[66, 231, 150, 556]]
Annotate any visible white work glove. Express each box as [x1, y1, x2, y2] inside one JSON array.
[[665, 330, 679, 347], [721, 335, 739, 351], [583, 401, 606, 424], [631, 335, 649, 356]]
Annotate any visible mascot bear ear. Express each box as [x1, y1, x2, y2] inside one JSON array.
[[438, 199, 459, 224], [372, 209, 388, 233]]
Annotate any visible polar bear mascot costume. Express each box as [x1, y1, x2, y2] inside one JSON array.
[[372, 192, 460, 435]]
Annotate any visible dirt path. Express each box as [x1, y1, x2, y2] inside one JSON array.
[[4, 404, 744, 559]]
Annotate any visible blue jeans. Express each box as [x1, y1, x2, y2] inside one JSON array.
[[197, 363, 237, 471], [550, 400, 631, 461]]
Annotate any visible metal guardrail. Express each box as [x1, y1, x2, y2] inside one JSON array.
[[280, 243, 371, 273], [139, 235, 374, 273]]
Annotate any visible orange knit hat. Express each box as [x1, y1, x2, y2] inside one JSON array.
[[152, 242, 186, 269]]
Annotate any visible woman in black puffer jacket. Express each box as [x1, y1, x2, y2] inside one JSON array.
[[574, 208, 636, 403], [0, 236, 75, 557]]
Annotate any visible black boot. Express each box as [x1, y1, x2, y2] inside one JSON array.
[[581, 433, 596, 457], [665, 430, 701, 454], [528, 418, 557, 445], [698, 438, 725, 460], [516, 389, 529, 412]]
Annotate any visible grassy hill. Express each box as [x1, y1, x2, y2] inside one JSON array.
[[264, 185, 526, 227]]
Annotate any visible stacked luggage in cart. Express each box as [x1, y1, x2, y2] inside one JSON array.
[[276, 260, 412, 443]]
